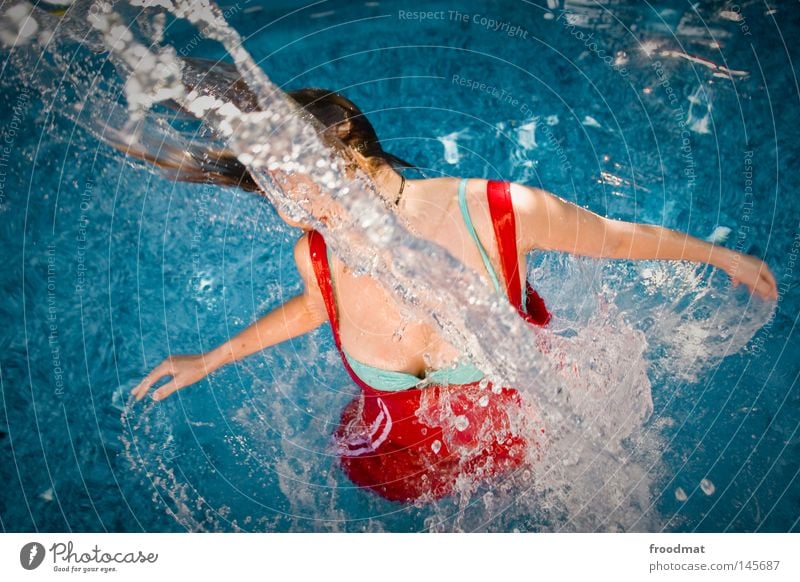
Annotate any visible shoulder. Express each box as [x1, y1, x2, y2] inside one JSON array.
[[293, 232, 321, 291], [446, 177, 543, 209], [293, 231, 311, 262], [508, 182, 544, 216], [290, 232, 329, 319], [459, 179, 544, 218], [411, 176, 495, 196], [508, 182, 552, 251]]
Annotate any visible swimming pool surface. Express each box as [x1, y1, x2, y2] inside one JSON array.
[[1, 0, 798, 532]]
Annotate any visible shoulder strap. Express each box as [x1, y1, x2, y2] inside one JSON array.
[[486, 181, 523, 307], [458, 179, 504, 295], [486, 181, 551, 326], [307, 231, 373, 391]]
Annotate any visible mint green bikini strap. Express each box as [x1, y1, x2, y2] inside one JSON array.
[[458, 178, 504, 296], [344, 351, 484, 391], [343, 352, 421, 391]]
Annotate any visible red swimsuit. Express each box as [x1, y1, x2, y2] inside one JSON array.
[[308, 181, 550, 502]]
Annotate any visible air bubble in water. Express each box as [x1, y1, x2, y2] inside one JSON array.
[[675, 487, 688, 502], [454, 415, 469, 431], [478, 395, 490, 407], [431, 440, 442, 454], [700, 478, 715, 496]]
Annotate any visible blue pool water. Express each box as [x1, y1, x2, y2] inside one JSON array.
[[1, 0, 798, 532]]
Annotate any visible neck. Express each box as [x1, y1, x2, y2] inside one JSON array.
[[372, 164, 407, 207]]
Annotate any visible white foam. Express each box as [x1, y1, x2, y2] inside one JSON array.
[[437, 131, 464, 164]]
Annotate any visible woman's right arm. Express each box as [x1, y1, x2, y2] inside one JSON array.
[[131, 234, 328, 401], [512, 183, 778, 300]]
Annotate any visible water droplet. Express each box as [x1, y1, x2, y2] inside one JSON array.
[[454, 415, 469, 431], [195, 272, 214, 293], [562, 450, 580, 466], [675, 487, 688, 502], [482, 491, 494, 509], [478, 395, 490, 407], [478, 378, 489, 390], [700, 478, 715, 496], [431, 440, 441, 454]]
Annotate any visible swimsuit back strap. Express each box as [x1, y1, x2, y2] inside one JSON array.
[[458, 179, 504, 296], [307, 231, 374, 391], [486, 181, 551, 326], [486, 180, 524, 307]]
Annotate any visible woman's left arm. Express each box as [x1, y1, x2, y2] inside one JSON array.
[[512, 183, 778, 300], [131, 234, 329, 402]]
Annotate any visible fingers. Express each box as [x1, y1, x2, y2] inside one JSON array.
[[130, 355, 205, 404], [729, 258, 779, 301], [762, 266, 778, 298], [131, 363, 161, 401], [752, 260, 778, 300], [130, 359, 173, 402], [745, 271, 778, 301], [762, 264, 776, 287], [759, 271, 779, 300], [153, 379, 180, 401]]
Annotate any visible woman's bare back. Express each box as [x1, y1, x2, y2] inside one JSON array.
[[321, 177, 527, 377]]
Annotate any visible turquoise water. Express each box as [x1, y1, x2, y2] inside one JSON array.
[[0, 0, 798, 532]]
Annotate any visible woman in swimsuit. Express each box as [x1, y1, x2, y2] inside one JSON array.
[[129, 60, 777, 502]]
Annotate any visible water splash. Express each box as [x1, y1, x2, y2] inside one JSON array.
[[1, 0, 774, 532], [686, 84, 712, 134]]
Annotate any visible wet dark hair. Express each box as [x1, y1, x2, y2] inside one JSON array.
[[288, 87, 413, 176], [111, 58, 412, 194]]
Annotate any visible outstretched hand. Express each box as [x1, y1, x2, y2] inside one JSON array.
[[131, 354, 213, 402], [722, 252, 778, 300]]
